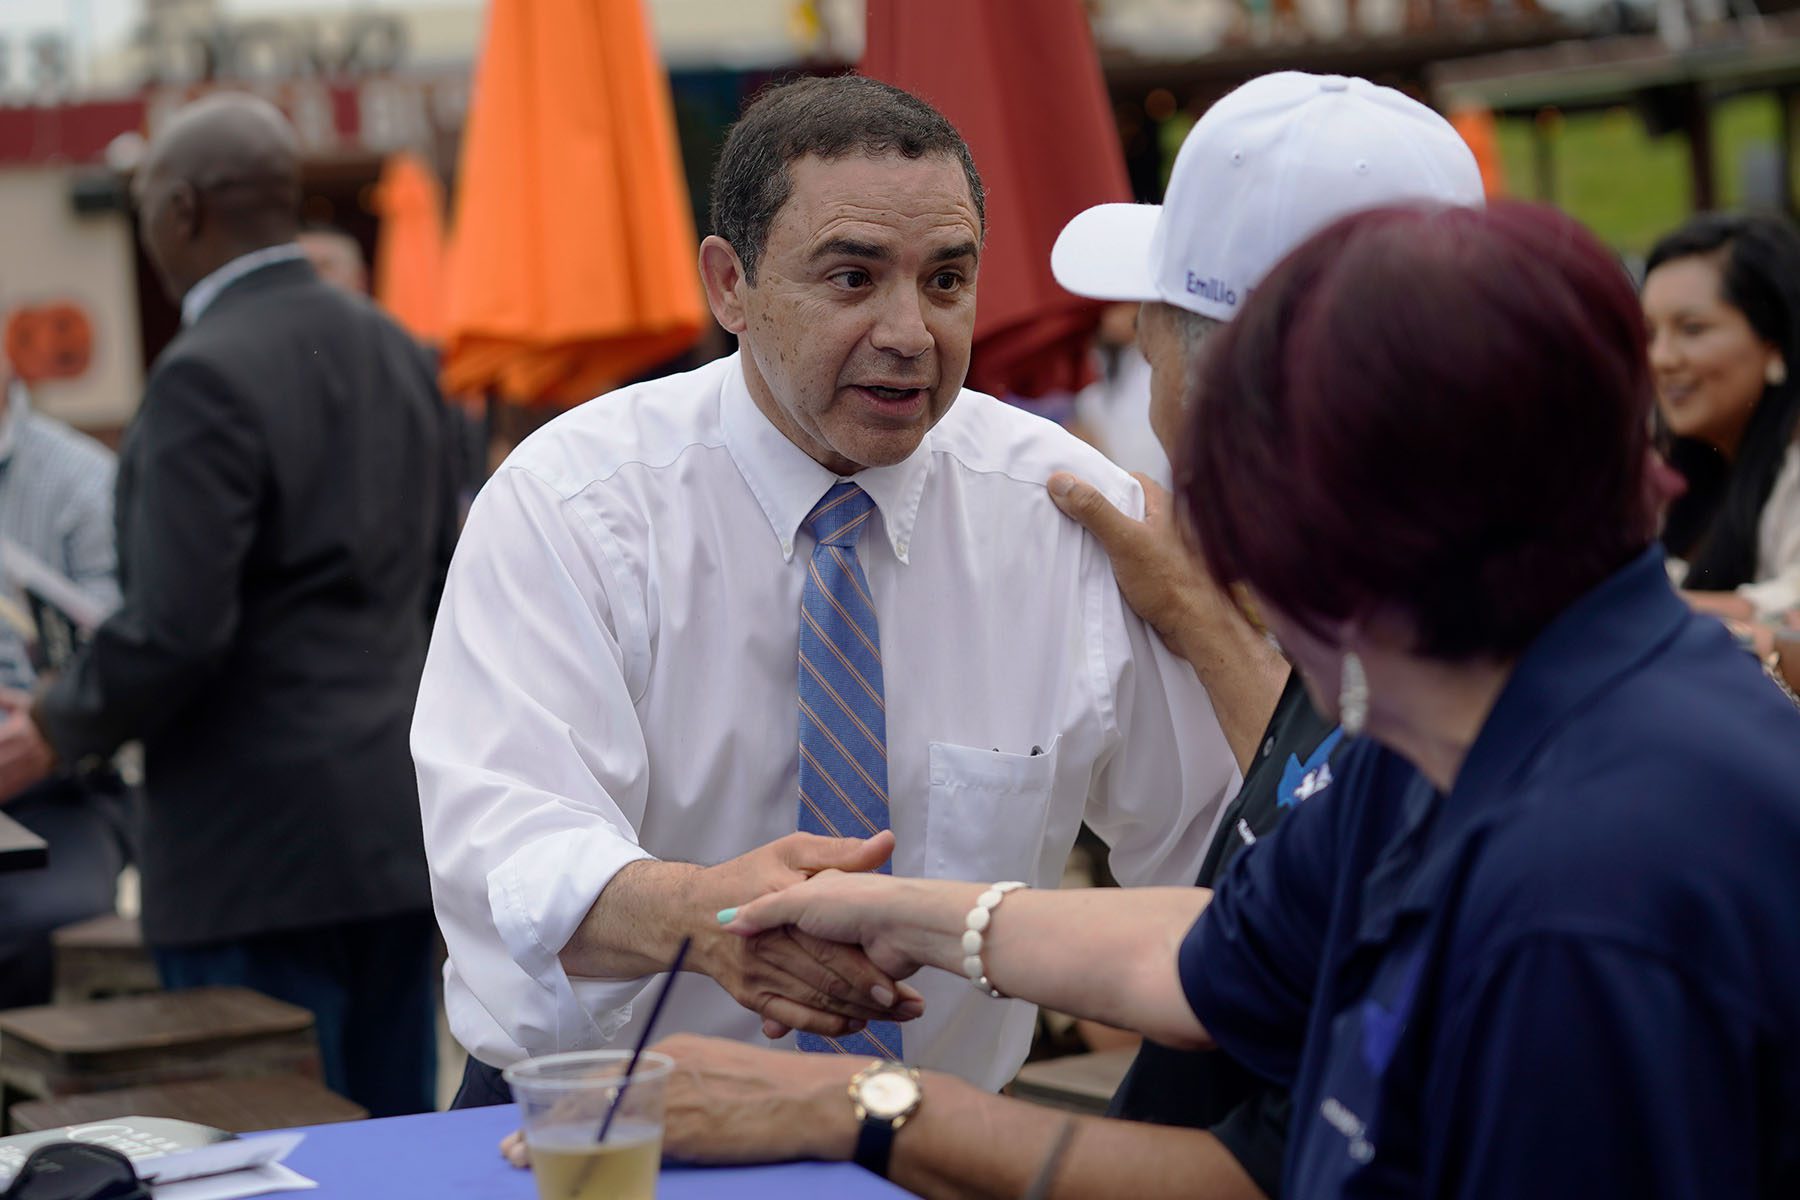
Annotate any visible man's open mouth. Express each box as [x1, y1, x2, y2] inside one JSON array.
[[861, 385, 923, 401]]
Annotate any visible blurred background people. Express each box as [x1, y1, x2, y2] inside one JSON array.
[[0, 367, 131, 1009], [297, 223, 372, 296], [1645, 213, 1800, 625], [2, 93, 457, 1116], [1071, 302, 1171, 487]]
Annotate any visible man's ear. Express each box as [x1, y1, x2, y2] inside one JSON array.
[[699, 235, 751, 335], [167, 181, 200, 243]]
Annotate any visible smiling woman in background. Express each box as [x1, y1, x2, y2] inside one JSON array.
[[1644, 213, 1800, 623]]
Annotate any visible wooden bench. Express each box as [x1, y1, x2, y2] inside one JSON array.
[[1007, 1047, 1138, 1116], [0, 987, 321, 1117], [52, 914, 160, 1004], [7, 1074, 367, 1134]]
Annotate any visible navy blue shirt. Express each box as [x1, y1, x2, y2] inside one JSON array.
[[1181, 548, 1800, 1198]]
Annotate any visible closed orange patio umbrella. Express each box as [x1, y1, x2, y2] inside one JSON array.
[[862, 0, 1132, 400], [1450, 107, 1508, 198], [442, 0, 705, 405], [373, 152, 448, 343]]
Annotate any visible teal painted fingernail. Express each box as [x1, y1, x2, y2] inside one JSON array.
[[715, 908, 738, 924]]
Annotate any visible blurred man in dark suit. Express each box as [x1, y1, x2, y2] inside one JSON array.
[[0, 93, 456, 1115]]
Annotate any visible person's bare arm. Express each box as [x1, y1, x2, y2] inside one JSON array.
[[1048, 472, 1285, 772], [642, 1036, 1266, 1200], [561, 831, 925, 1037], [1683, 589, 1756, 622], [725, 872, 1212, 1049]]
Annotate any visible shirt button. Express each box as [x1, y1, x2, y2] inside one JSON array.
[[1262, 736, 1275, 759], [782, 540, 793, 557], [897, 540, 909, 556]]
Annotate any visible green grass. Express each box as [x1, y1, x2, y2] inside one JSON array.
[[1492, 94, 1788, 256]]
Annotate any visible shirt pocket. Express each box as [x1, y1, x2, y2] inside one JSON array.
[[924, 735, 1061, 883]]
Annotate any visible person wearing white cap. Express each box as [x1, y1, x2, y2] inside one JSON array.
[[1047, 69, 1485, 788], [1042, 69, 1485, 1195], [614, 73, 1483, 1200]]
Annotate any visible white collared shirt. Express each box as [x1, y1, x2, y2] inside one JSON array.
[[1744, 438, 1800, 617], [180, 242, 308, 326], [413, 353, 1239, 1089], [0, 382, 119, 690]]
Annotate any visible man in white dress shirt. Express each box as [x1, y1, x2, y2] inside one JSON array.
[[413, 75, 1239, 1105]]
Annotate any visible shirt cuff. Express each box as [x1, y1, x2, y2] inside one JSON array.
[[488, 826, 656, 1040]]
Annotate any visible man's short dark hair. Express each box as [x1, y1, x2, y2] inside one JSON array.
[[709, 74, 985, 283]]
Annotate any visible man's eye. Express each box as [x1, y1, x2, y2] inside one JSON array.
[[932, 272, 963, 291], [832, 270, 872, 289]]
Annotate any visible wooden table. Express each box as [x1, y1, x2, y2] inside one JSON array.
[[0, 809, 46, 873]]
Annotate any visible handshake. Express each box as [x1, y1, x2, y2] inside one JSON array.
[[566, 829, 970, 1040]]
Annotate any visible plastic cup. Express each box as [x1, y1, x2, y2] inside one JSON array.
[[503, 1050, 674, 1200]]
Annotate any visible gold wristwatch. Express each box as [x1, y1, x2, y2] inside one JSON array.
[[848, 1060, 921, 1179]]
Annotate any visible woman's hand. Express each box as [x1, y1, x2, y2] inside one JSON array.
[[1683, 589, 1756, 621], [1726, 619, 1778, 659], [721, 871, 978, 987]]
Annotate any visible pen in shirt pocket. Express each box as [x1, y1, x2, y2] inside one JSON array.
[[993, 745, 1047, 756]]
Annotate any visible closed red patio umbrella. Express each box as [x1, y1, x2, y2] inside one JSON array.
[[862, 0, 1132, 400]]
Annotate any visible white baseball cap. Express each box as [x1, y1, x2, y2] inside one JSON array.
[[1053, 72, 1485, 321]]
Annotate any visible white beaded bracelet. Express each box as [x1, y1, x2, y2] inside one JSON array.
[[961, 881, 1027, 997]]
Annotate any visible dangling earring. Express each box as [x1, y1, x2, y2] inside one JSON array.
[[1339, 651, 1368, 737], [1767, 358, 1788, 388]]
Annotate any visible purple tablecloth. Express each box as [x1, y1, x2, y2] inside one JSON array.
[[279, 1104, 914, 1199]]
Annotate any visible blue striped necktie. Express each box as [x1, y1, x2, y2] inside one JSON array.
[[795, 482, 902, 1061]]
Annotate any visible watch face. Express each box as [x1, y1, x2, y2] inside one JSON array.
[[859, 1069, 920, 1119]]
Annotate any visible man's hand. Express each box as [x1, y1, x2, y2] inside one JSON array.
[[563, 831, 924, 1040], [0, 690, 55, 804], [1047, 471, 1285, 770], [687, 832, 925, 1040], [496, 1035, 860, 1170], [1048, 472, 1231, 656], [659, 1034, 861, 1164]]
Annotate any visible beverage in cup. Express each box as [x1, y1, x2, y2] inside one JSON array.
[[503, 1049, 674, 1200]]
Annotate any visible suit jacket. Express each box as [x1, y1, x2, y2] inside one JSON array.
[[39, 258, 457, 946]]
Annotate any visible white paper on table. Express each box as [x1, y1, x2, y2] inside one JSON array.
[[151, 1162, 317, 1200], [135, 1133, 316, 1200]]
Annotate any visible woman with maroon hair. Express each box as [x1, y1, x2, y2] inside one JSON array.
[[708, 203, 1800, 1198]]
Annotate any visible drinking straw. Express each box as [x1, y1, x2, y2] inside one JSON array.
[[595, 936, 692, 1145], [1022, 1117, 1079, 1200]]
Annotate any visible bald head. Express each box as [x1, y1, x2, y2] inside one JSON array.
[[135, 93, 305, 302]]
